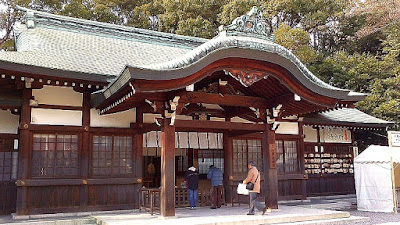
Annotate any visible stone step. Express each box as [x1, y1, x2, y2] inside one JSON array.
[[93, 209, 353, 225], [1, 217, 96, 225], [272, 216, 369, 225]]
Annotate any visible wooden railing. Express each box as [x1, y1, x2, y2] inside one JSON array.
[[138, 187, 225, 215]]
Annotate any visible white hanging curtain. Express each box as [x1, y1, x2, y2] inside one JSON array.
[[143, 132, 223, 149]]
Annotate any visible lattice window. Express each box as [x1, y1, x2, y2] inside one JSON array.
[[0, 138, 18, 181], [233, 139, 262, 173], [276, 140, 300, 174], [92, 135, 133, 177], [198, 149, 224, 174], [32, 134, 79, 178]]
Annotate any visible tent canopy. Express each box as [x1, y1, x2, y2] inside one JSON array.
[[354, 145, 400, 212], [354, 145, 400, 164]]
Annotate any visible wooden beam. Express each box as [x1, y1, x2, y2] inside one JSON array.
[[160, 118, 175, 217], [131, 122, 161, 134], [179, 91, 269, 108], [174, 119, 265, 132], [34, 104, 83, 111]]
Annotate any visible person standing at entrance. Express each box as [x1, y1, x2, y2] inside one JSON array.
[[243, 161, 268, 215], [207, 165, 223, 209], [185, 166, 199, 209]]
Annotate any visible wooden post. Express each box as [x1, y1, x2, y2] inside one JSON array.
[[80, 92, 90, 210], [298, 119, 307, 200], [160, 118, 175, 217], [16, 88, 32, 215], [262, 123, 278, 209], [134, 107, 144, 208], [223, 132, 233, 203]]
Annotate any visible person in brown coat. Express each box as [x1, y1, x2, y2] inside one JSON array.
[[243, 161, 267, 215]]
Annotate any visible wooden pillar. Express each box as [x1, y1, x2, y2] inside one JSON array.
[[262, 123, 278, 209], [133, 108, 144, 208], [16, 87, 32, 215], [80, 92, 90, 210], [223, 117, 233, 203], [298, 120, 307, 200], [160, 118, 175, 217]]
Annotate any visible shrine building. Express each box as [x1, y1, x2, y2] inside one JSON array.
[[0, 7, 393, 216]]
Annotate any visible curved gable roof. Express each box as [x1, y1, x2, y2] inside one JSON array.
[[101, 34, 365, 105]]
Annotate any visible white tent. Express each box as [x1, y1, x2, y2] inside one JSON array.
[[354, 145, 400, 212]]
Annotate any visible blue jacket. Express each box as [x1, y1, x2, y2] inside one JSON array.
[[207, 166, 223, 186]]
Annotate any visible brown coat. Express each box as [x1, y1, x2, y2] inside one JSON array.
[[244, 167, 260, 193]]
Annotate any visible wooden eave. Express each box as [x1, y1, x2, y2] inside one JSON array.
[[0, 61, 110, 92], [303, 120, 391, 129], [93, 58, 355, 118]]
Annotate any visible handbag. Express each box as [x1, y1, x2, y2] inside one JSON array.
[[246, 172, 259, 190], [237, 183, 249, 195]]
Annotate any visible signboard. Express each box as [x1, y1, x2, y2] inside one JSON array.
[[389, 131, 400, 147], [269, 143, 277, 169], [321, 127, 351, 143], [387, 131, 399, 213]]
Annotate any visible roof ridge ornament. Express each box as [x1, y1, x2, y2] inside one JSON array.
[[218, 6, 274, 42]]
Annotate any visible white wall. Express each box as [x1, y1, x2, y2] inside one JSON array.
[[31, 86, 83, 126], [275, 121, 298, 135], [304, 125, 318, 143], [0, 110, 19, 134], [33, 86, 82, 106], [143, 113, 161, 124], [31, 108, 82, 126], [91, 108, 136, 128]]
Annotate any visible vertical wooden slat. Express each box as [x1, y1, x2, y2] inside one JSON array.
[[16, 87, 32, 215], [160, 118, 175, 216]]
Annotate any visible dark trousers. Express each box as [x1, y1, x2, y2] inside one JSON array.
[[249, 192, 265, 213], [212, 185, 223, 208]]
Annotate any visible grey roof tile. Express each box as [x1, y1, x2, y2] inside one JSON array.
[[304, 108, 393, 127], [0, 7, 206, 78]]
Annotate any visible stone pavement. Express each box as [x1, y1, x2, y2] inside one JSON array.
[[0, 194, 376, 225], [0, 203, 367, 225]]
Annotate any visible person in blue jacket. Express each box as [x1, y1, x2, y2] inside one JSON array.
[[207, 165, 223, 209]]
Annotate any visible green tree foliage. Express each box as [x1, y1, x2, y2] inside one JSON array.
[[0, 0, 30, 49], [157, 0, 226, 38], [274, 24, 317, 64]]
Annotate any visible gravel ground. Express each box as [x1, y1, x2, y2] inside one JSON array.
[[345, 210, 400, 224]]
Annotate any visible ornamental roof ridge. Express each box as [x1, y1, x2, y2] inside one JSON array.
[[218, 6, 274, 42], [15, 6, 207, 49], [134, 35, 345, 92]]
